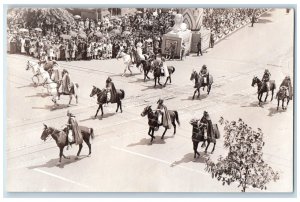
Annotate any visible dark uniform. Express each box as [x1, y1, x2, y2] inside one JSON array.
[[197, 37, 203, 56], [200, 65, 209, 85]]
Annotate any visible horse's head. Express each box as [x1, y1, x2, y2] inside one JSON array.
[[190, 70, 197, 81], [251, 76, 259, 87], [26, 61, 30, 71], [41, 124, 51, 142], [90, 86, 100, 97], [141, 105, 152, 117]]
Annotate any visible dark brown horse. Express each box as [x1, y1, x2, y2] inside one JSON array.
[[276, 86, 290, 110], [40, 124, 94, 163], [152, 66, 175, 87], [251, 76, 276, 105], [190, 70, 213, 100], [90, 86, 125, 118], [141, 106, 180, 143], [190, 119, 219, 158]]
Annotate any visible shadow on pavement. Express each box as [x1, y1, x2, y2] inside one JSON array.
[[268, 107, 286, 116], [95, 112, 116, 120], [128, 78, 152, 84], [17, 83, 38, 89], [170, 152, 208, 167], [32, 104, 71, 111], [257, 19, 273, 24], [240, 101, 267, 108], [26, 92, 50, 98], [181, 94, 208, 101], [27, 155, 88, 169], [127, 135, 175, 147]]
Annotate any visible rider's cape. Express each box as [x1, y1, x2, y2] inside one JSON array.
[[157, 104, 172, 129], [60, 73, 71, 94], [68, 117, 83, 145], [107, 82, 118, 103]]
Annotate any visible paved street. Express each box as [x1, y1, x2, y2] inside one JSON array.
[[6, 9, 294, 192]]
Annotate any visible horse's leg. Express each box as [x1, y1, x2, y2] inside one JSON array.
[[169, 76, 172, 84], [146, 71, 150, 80], [120, 100, 123, 113], [205, 141, 211, 154], [271, 89, 274, 101], [172, 121, 176, 135], [193, 141, 198, 159], [77, 144, 83, 157], [211, 142, 216, 154], [151, 128, 155, 142], [116, 101, 119, 112], [68, 95, 72, 105], [83, 135, 92, 156], [282, 98, 285, 110], [148, 127, 152, 137], [59, 147, 63, 163], [161, 127, 168, 139], [95, 104, 101, 118], [192, 89, 197, 100], [62, 147, 69, 159], [264, 91, 269, 102], [75, 94, 78, 104], [154, 77, 157, 87], [277, 99, 279, 111], [207, 84, 211, 95], [158, 77, 162, 86], [101, 105, 104, 116], [164, 77, 169, 86], [197, 88, 200, 98]]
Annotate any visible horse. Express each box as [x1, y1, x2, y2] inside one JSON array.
[[41, 69, 79, 105], [141, 105, 180, 143], [25, 60, 43, 85], [276, 86, 290, 110], [90, 86, 125, 118], [251, 76, 276, 105], [190, 120, 218, 158], [132, 49, 153, 81], [190, 70, 213, 100], [152, 65, 175, 87], [116, 49, 135, 77], [41, 124, 94, 163]]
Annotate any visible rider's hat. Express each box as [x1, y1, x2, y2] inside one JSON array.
[[265, 69, 269, 73], [202, 65, 207, 69], [157, 99, 164, 105], [67, 111, 75, 117], [203, 111, 208, 116], [106, 77, 112, 83]]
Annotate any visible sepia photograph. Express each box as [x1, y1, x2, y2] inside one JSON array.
[[4, 4, 295, 194]]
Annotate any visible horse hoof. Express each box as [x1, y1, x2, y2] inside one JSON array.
[[87, 155, 91, 157], [161, 137, 164, 139], [205, 151, 208, 154], [211, 151, 214, 154]]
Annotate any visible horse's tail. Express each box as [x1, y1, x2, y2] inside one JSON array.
[[174, 111, 180, 126], [171, 66, 175, 74], [120, 89, 125, 100]]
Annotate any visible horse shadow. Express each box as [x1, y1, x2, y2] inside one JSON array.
[[27, 155, 88, 169], [268, 107, 286, 117], [95, 112, 116, 120], [26, 92, 50, 98], [141, 84, 164, 91], [127, 135, 174, 147], [170, 152, 208, 167], [128, 78, 152, 84], [241, 101, 268, 108], [17, 83, 38, 89], [181, 94, 208, 101], [124, 73, 142, 77], [257, 19, 273, 24], [32, 104, 71, 111]]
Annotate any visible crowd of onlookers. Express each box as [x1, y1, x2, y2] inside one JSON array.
[[7, 8, 267, 61]]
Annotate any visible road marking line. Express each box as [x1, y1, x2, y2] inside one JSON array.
[[110, 146, 209, 176], [33, 168, 90, 189]]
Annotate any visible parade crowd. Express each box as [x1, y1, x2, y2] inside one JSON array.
[[7, 8, 266, 62]]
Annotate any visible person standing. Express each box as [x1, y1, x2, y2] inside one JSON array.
[[209, 31, 214, 48], [197, 36, 203, 56], [180, 42, 186, 60], [251, 14, 255, 27]]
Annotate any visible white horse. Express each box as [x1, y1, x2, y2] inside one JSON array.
[[25, 60, 44, 85], [116, 49, 134, 77]]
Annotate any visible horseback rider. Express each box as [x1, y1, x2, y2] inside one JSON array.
[[280, 76, 292, 99], [262, 69, 271, 91], [105, 77, 117, 103], [43, 60, 58, 77], [156, 99, 172, 129], [66, 111, 82, 150], [200, 111, 213, 147], [199, 65, 209, 85]]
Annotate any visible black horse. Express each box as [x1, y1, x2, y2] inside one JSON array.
[[41, 124, 94, 163], [190, 120, 218, 158], [153, 66, 175, 87], [141, 106, 180, 143], [251, 76, 276, 105], [276, 86, 290, 110], [190, 70, 213, 100], [90, 86, 125, 118]]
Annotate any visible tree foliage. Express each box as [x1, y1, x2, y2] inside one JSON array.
[[205, 117, 280, 192], [7, 8, 76, 28]]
